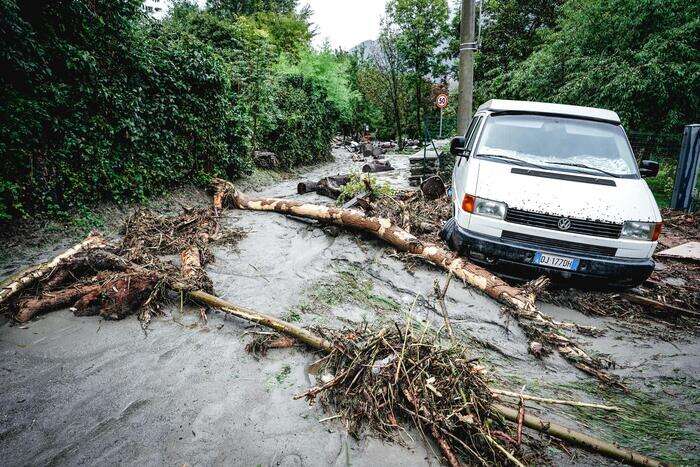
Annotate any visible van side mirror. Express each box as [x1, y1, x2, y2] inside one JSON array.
[[639, 160, 659, 178], [450, 136, 468, 158]]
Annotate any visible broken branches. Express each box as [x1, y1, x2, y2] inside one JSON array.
[[213, 179, 621, 387], [214, 179, 537, 313], [0, 232, 106, 308]]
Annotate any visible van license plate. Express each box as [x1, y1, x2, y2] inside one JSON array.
[[533, 252, 580, 271]]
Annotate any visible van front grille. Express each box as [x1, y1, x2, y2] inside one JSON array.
[[505, 208, 622, 239], [501, 231, 618, 257]]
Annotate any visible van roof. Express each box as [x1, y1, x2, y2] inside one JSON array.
[[477, 99, 621, 124]]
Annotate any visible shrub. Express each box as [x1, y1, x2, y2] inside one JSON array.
[[265, 74, 339, 168]]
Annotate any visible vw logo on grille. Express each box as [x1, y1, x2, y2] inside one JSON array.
[[558, 218, 572, 230]]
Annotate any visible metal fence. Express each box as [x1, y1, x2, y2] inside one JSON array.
[[627, 131, 682, 161]]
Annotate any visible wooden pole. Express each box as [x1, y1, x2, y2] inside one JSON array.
[[457, 0, 476, 135], [493, 404, 664, 467]]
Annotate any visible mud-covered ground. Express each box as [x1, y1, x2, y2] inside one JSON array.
[[1, 147, 698, 466]]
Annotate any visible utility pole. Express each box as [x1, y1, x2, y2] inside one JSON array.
[[457, 0, 476, 135]]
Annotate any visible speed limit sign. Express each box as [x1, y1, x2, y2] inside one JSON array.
[[436, 93, 449, 109]]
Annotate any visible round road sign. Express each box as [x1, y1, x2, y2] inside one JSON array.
[[436, 93, 449, 109]]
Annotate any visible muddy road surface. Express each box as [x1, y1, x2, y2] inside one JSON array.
[[1, 147, 698, 466]]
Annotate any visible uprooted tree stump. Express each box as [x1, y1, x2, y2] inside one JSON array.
[[362, 160, 394, 173]]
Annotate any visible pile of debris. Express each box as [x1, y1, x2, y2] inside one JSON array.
[[0, 175, 671, 466], [301, 325, 532, 466]]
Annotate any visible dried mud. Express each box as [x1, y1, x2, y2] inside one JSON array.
[[1, 146, 698, 466]]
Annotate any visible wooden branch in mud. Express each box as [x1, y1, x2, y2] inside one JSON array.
[[491, 388, 622, 411], [213, 179, 538, 314], [622, 293, 700, 318], [494, 404, 663, 467], [0, 232, 107, 307], [193, 290, 662, 467], [189, 290, 333, 352]]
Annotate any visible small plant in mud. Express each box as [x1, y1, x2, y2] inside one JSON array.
[[264, 364, 293, 391], [282, 310, 302, 323], [336, 173, 394, 205]]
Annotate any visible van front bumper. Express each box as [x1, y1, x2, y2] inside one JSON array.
[[442, 221, 654, 287]]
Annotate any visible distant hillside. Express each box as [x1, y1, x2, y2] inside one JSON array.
[[350, 39, 381, 61]]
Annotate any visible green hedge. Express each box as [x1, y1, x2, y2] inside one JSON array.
[[0, 1, 341, 222], [266, 74, 338, 168]]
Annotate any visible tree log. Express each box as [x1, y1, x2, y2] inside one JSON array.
[[493, 404, 663, 467], [214, 179, 536, 313], [15, 283, 104, 323], [189, 290, 333, 352], [362, 160, 394, 173], [214, 180, 628, 387], [297, 175, 351, 199], [0, 232, 106, 307]]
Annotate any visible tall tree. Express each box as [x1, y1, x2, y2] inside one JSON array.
[[503, 0, 699, 136], [386, 0, 449, 139], [207, 0, 297, 16], [376, 21, 406, 146]]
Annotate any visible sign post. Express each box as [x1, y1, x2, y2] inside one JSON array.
[[436, 93, 449, 138]]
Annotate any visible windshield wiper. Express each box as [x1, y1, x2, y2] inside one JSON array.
[[545, 162, 620, 178], [477, 154, 548, 169]]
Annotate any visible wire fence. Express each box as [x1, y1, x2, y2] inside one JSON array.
[[627, 131, 682, 161]]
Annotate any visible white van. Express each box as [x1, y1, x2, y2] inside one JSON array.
[[442, 99, 663, 287]]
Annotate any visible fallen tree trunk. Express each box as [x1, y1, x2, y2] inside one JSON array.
[[215, 179, 536, 312], [0, 232, 106, 307], [213, 179, 629, 388], [190, 290, 663, 467], [297, 175, 351, 200], [362, 160, 394, 173], [190, 290, 332, 351]]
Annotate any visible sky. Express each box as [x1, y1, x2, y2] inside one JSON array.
[[301, 0, 388, 51]]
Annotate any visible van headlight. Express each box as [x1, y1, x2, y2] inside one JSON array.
[[462, 194, 507, 219], [621, 221, 663, 241], [474, 197, 507, 219]]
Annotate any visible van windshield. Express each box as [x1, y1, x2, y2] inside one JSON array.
[[475, 114, 639, 177]]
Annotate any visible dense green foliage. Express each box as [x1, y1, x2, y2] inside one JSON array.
[[474, 0, 699, 137], [0, 0, 346, 221], [1, 0, 696, 221], [207, 0, 297, 16]]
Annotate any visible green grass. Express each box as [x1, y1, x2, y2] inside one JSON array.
[[556, 380, 700, 465], [282, 310, 302, 323], [297, 265, 401, 315]]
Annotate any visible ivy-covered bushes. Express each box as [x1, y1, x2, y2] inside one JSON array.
[[0, 1, 240, 220], [0, 0, 344, 222]]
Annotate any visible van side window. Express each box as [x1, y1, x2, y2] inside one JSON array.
[[466, 116, 482, 151], [457, 116, 481, 166]]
